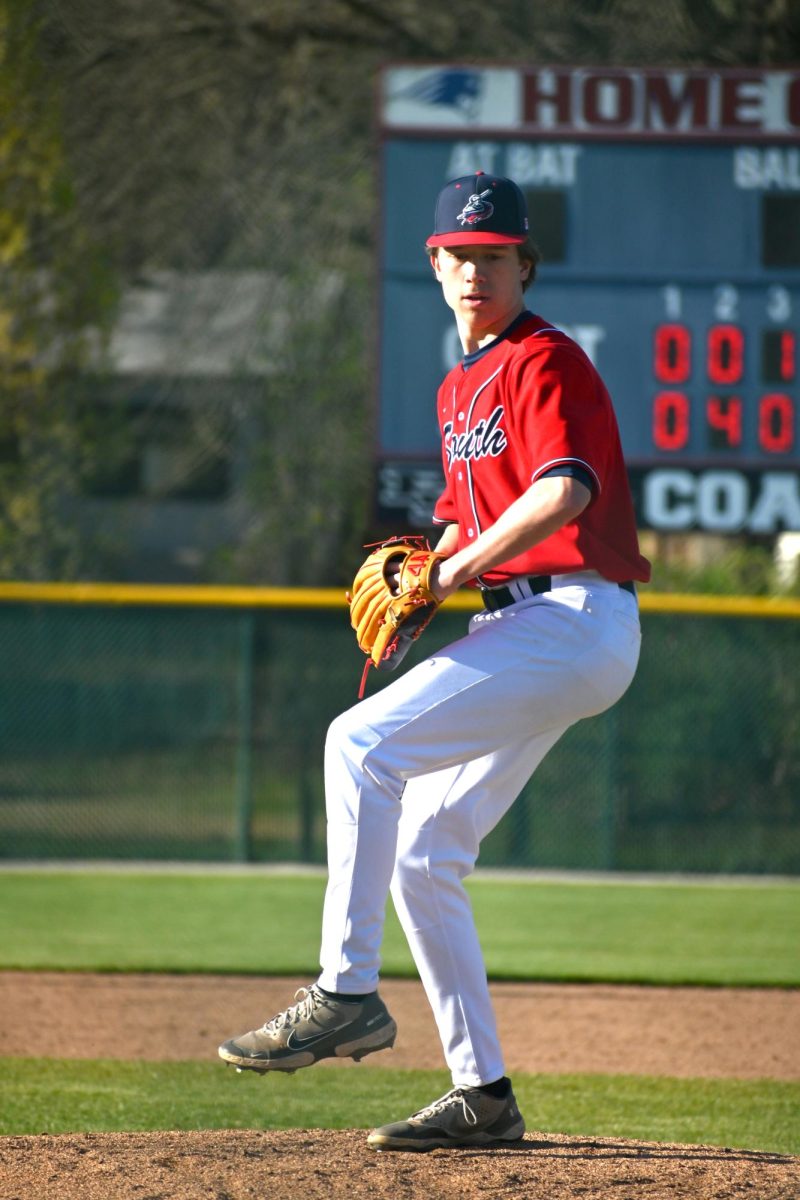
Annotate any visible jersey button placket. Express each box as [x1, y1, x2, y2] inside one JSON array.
[[453, 381, 474, 536], [460, 409, 474, 537], [456, 409, 467, 507]]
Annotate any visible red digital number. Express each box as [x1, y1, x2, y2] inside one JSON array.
[[759, 394, 795, 453], [653, 391, 690, 451], [761, 329, 797, 384], [654, 324, 691, 384], [707, 324, 744, 386], [706, 396, 743, 449], [778, 331, 796, 383]]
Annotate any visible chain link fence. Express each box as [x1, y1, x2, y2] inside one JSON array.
[[0, 586, 798, 875]]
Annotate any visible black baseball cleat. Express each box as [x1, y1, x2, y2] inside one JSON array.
[[367, 1083, 525, 1151], [218, 985, 397, 1073]]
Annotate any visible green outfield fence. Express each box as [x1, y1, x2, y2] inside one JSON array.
[[0, 583, 798, 875]]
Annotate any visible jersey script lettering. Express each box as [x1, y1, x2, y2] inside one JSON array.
[[443, 405, 508, 466]]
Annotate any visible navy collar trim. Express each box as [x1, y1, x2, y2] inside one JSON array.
[[461, 310, 534, 370]]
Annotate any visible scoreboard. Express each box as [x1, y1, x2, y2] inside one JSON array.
[[375, 65, 800, 534]]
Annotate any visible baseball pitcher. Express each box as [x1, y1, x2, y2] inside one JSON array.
[[219, 171, 651, 1151]]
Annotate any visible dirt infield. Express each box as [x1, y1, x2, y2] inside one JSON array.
[[1, 972, 798, 1199]]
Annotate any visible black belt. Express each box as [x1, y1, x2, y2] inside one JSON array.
[[481, 576, 636, 612]]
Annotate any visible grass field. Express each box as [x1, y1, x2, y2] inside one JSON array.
[[1, 1061, 797, 1156], [0, 868, 798, 985], [0, 868, 798, 1154]]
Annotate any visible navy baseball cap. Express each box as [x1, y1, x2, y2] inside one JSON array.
[[427, 172, 529, 247]]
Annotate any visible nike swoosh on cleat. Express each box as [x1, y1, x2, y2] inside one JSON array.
[[285, 1023, 352, 1050]]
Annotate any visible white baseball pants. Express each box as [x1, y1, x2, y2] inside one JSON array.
[[317, 574, 641, 1087]]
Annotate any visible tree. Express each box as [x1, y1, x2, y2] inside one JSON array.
[[0, 0, 117, 579], [11, 0, 798, 582]]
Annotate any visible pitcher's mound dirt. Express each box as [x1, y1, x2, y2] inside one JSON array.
[[1, 1128, 798, 1200]]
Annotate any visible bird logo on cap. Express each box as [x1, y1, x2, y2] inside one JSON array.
[[457, 188, 494, 227]]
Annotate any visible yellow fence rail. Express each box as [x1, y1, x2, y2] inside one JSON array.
[[0, 581, 798, 620]]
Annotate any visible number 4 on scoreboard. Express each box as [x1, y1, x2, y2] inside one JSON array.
[[706, 396, 743, 449]]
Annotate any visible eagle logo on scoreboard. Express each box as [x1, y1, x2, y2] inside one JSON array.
[[388, 69, 484, 122]]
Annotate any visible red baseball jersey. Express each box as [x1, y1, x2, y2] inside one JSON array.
[[433, 312, 651, 585]]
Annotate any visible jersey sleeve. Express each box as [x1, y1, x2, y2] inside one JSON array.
[[509, 346, 613, 495], [433, 491, 457, 524], [538, 463, 598, 494]]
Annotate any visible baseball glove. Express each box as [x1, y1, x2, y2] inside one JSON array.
[[349, 536, 447, 695]]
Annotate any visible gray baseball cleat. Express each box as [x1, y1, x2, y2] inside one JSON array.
[[218, 984, 397, 1073], [367, 1083, 525, 1151]]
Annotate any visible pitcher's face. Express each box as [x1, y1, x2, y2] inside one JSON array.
[[431, 245, 530, 351]]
